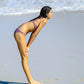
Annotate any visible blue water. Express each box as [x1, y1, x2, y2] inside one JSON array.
[[0, 0, 84, 15]]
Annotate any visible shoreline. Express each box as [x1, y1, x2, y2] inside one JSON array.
[[0, 10, 84, 16]]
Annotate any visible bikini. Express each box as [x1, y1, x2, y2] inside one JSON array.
[[14, 20, 38, 36]]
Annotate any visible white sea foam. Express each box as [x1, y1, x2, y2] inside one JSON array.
[[0, 0, 84, 15]]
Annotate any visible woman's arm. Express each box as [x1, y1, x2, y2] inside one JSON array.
[[27, 20, 47, 48]]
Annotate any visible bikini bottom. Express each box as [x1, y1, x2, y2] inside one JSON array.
[[14, 28, 26, 36]]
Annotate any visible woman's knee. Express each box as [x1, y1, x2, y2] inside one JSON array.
[[21, 54, 28, 63]]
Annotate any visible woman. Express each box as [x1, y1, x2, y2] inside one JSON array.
[[14, 6, 53, 84]]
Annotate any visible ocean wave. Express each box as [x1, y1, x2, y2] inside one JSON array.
[[0, 0, 84, 15]]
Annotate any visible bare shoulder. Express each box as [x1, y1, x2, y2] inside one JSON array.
[[35, 18, 47, 27], [36, 18, 47, 23], [38, 18, 47, 27], [41, 18, 47, 23], [38, 18, 47, 26]]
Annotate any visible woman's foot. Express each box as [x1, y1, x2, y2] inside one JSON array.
[[29, 80, 42, 84]]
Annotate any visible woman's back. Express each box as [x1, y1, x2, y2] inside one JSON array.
[[18, 18, 47, 35], [18, 18, 41, 34]]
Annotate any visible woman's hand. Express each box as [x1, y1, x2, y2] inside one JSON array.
[[25, 47, 29, 55]]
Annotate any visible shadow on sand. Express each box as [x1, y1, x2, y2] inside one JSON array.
[[0, 80, 28, 84]]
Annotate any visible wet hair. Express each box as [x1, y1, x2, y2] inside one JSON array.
[[30, 6, 52, 21]]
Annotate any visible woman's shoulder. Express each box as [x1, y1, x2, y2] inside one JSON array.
[[37, 18, 47, 24], [41, 18, 47, 23]]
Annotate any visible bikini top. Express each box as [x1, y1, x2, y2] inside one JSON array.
[[32, 20, 38, 30]]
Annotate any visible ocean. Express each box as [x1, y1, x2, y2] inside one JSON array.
[[0, 0, 84, 15]]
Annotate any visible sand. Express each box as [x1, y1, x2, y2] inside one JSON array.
[[0, 10, 84, 84]]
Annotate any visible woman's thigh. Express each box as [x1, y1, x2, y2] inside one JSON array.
[[14, 33, 27, 59]]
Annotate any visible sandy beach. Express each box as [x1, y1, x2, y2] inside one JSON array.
[[0, 10, 84, 84]]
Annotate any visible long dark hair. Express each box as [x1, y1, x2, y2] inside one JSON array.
[[30, 6, 52, 21]]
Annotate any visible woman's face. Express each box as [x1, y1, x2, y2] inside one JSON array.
[[46, 9, 53, 19]]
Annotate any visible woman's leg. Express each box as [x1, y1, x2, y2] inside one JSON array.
[[14, 32, 42, 84], [14, 33, 33, 83]]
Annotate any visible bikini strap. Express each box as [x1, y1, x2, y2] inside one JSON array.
[[32, 20, 37, 29]]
